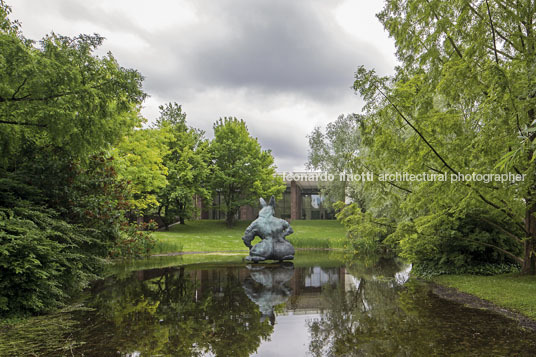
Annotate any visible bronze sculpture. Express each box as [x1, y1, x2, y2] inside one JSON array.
[[242, 196, 295, 262]]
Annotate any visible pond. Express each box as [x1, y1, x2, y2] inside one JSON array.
[[24, 252, 536, 356]]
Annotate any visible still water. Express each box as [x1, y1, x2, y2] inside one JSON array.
[[63, 252, 536, 356]]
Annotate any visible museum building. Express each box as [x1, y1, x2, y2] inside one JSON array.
[[199, 172, 335, 221]]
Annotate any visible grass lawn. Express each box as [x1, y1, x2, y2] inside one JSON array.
[[434, 273, 536, 319], [152, 219, 347, 254]]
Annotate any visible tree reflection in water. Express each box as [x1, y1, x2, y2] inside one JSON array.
[[63, 253, 536, 357], [73, 265, 273, 357], [307, 257, 536, 357]]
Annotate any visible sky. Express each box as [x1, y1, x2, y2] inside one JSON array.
[[10, 0, 397, 171]]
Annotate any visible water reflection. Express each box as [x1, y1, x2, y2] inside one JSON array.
[[60, 254, 536, 357], [242, 263, 294, 324]]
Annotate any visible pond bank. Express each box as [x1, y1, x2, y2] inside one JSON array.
[[151, 247, 344, 257], [430, 274, 536, 331]]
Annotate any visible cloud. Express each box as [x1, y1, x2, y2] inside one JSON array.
[[144, 0, 391, 102], [9, 0, 396, 171]]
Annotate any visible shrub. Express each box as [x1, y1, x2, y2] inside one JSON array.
[[387, 209, 522, 276], [0, 176, 102, 316], [335, 202, 395, 256]]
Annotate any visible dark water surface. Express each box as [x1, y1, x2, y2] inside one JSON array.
[[60, 252, 536, 356]]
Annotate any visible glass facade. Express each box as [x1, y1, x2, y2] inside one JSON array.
[[300, 189, 335, 220], [275, 188, 291, 219], [205, 180, 336, 220]]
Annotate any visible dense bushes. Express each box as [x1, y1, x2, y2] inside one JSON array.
[[0, 154, 156, 317], [335, 202, 396, 257], [0, 175, 101, 315], [336, 199, 522, 276], [387, 209, 522, 276]]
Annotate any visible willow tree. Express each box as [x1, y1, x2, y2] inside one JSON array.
[[353, 0, 536, 273], [307, 114, 363, 204]]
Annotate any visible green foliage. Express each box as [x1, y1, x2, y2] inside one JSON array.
[[113, 126, 170, 212], [0, 173, 101, 316], [335, 202, 395, 256], [389, 209, 522, 276], [307, 114, 366, 205], [0, 2, 154, 317], [155, 103, 212, 228], [0, 3, 145, 162], [341, 0, 536, 274], [210, 117, 285, 226]]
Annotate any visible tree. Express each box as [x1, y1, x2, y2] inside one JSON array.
[[155, 103, 211, 229], [210, 117, 285, 227], [0, 2, 145, 164], [307, 114, 364, 205], [113, 126, 170, 214], [349, 0, 536, 273], [0, 2, 152, 316]]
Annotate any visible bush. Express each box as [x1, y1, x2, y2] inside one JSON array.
[[0, 150, 157, 316], [387, 209, 522, 277], [109, 220, 157, 258], [335, 202, 395, 256], [0, 178, 102, 316]]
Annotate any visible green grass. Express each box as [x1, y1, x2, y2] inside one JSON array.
[[434, 273, 536, 319], [109, 250, 347, 277], [152, 219, 347, 254]]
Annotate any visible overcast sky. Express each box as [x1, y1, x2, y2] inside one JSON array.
[[10, 0, 397, 171]]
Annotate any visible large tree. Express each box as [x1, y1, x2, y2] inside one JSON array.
[[0, 2, 145, 163], [155, 103, 211, 229], [349, 0, 536, 273], [210, 117, 285, 227], [0, 2, 151, 316]]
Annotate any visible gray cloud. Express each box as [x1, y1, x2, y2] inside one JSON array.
[[145, 0, 390, 102], [10, 0, 396, 171]]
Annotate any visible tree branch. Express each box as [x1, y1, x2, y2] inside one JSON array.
[[375, 85, 458, 175], [425, 0, 463, 59], [385, 180, 413, 194], [485, 0, 500, 64], [11, 78, 28, 99], [476, 241, 523, 264], [0, 120, 47, 127], [480, 217, 522, 244], [372, 82, 525, 234]]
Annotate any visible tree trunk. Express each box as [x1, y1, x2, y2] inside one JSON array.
[[522, 205, 536, 274], [157, 205, 169, 231], [179, 216, 185, 225], [226, 210, 236, 227]]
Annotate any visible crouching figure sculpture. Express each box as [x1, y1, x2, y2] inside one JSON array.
[[242, 196, 295, 262]]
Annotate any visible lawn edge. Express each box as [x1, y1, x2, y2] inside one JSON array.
[[427, 281, 536, 331], [151, 247, 345, 257]]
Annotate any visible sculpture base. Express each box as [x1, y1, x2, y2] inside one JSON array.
[[245, 255, 294, 263]]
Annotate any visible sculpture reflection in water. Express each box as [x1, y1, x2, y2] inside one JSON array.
[[242, 263, 295, 324], [242, 196, 295, 262]]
